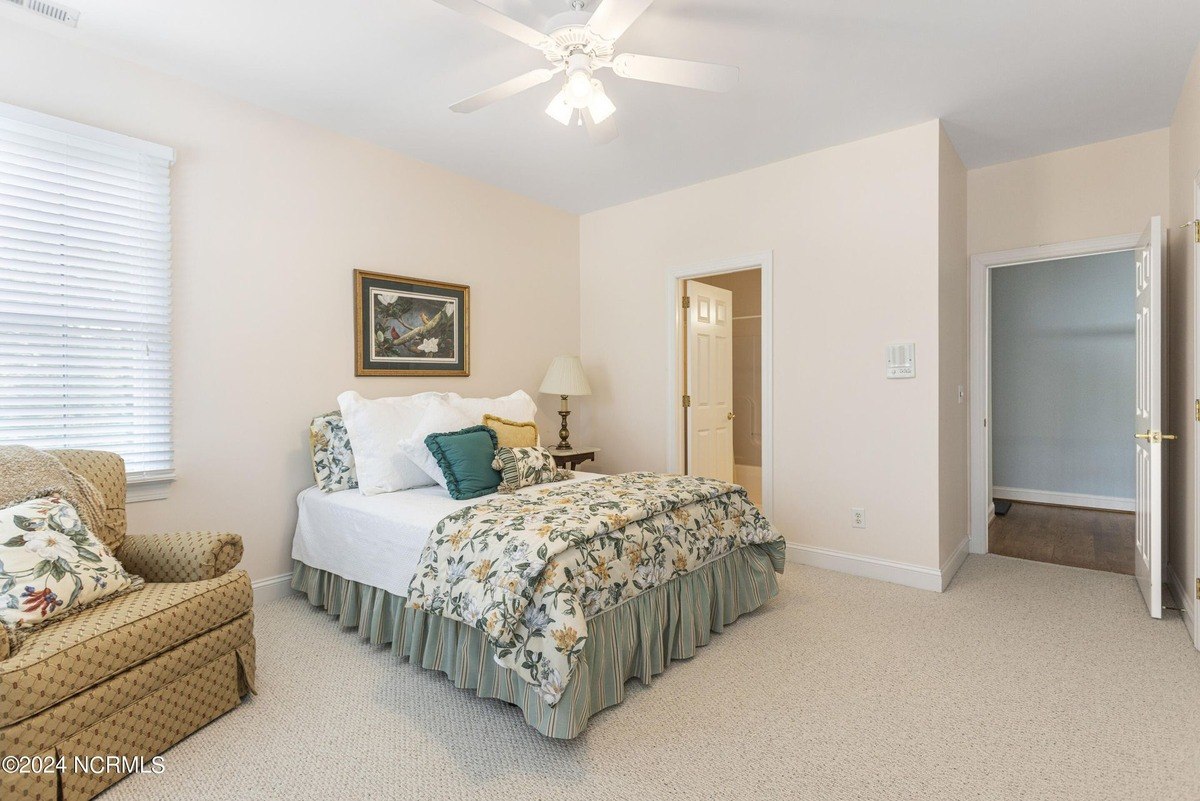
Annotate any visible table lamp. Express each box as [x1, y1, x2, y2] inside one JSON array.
[[539, 355, 592, 450]]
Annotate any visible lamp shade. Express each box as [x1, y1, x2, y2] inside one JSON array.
[[539, 355, 592, 396]]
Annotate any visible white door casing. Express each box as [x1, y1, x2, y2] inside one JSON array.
[[1134, 216, 1165, 619], [664, 252, 774, 518], [685, 280, 735, 482], [1194, 178, 1200, 649]]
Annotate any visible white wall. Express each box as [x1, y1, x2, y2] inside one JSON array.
[[968, 129, 1170, 255], [0, 24, 580, 583], [990, 252, 1136, 501], [1167, 43, 1200, 644], [938, 127, 970, 567], [580, 120, 958, 574]]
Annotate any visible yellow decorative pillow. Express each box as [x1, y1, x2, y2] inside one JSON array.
[[482, 414, 538, 449]]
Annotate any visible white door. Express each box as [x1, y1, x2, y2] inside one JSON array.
[[1134, 216, 1167, 619], [685, 280, 734, 482]]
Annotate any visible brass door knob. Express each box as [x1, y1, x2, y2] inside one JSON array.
[[1135, 430, 1178, 443]]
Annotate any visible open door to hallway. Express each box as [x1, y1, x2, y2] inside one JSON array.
[[1134, 216, 1168, 619], [972, 217, 1173, 620]]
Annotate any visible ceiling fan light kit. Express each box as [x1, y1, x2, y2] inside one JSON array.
[[584, 81, 616, 122], [435, 0, 740, 144], [545, 92, 575, 125]]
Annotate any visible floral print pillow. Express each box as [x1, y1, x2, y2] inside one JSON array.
[[491, 446, 571, 493], [1, 494, 141, 637], [309, 411, 358, 493]]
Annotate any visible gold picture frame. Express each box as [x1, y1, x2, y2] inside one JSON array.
[[353, 269, 470, 377]]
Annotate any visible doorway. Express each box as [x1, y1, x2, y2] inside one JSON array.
[[969, 221, 1169, 618], [667, 253, 773, 516], [987, 251, 1136, 574]]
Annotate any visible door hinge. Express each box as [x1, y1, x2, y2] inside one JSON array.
[[1195, 399, 1199, 422], [681, 296, 691, 310], [1196, 577, 1199, 600], [682, 394, 691, 408]]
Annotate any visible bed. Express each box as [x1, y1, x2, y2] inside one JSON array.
[[291, 469, 785, 738]]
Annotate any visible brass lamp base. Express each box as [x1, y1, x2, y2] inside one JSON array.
[[556, 394, 573, 450]]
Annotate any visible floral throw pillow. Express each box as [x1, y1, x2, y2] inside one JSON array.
[[491, 446, 572, 494], [1, 494, 141, 638], [310, 410, 358, 493]]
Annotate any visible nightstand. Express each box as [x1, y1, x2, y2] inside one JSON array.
[[550, 447, 599, 470]]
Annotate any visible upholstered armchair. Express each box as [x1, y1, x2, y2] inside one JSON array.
[[0, 450, 256, 801]]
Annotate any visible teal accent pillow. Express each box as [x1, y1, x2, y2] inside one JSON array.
[[424, 426, 502, 500]]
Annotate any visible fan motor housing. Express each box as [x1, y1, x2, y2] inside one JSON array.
[[543, 15, 614, 63]]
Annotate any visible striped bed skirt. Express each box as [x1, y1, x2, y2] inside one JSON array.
[[290, 540, 785, 739]]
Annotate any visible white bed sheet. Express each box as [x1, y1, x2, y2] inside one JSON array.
[[291, 472, 603, 596]]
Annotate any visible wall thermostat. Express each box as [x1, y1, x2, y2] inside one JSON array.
[[886, 342, 915, 379]]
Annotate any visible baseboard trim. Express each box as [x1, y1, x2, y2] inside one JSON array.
[[252, 573, 293, 604], [259, 542, 974, 603], [785, 542, 949, 593], [1166, 563, 1197, 650], [940, 535, 970, 591], [992, 486, 1134, 512]]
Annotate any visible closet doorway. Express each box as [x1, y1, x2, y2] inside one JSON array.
[[667, 253, 773, 516]]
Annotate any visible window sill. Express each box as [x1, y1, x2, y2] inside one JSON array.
[[127, 473, 175, 503]]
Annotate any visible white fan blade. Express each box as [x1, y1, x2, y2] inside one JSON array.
[[583, 108, 619, 145], [451, 68, 557, 113], [429, 0, 552, 49], [612, 53, 739, 92], [587, 0, 654, 42]]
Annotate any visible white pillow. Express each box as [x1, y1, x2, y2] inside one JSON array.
[[449, 390, 538, 428], [336, 390, 455, 495], [396, 397, 477, 489]]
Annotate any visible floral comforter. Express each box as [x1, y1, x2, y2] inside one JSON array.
[[405, 472, 783, 704]]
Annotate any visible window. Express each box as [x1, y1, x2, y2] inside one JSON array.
[[0, 103, 175, 496]]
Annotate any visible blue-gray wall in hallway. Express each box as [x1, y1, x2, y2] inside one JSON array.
[[990, 250, 1135, 500]]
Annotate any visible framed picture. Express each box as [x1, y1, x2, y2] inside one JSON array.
[[354, 269, 470, 376]]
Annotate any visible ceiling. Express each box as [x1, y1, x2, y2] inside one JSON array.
[[6, 0, 1200, 213]]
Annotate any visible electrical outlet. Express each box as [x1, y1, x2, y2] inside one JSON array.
[[851, 507, 866, 529]]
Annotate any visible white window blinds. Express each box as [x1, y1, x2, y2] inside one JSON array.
[[0, 103, 175, 482]]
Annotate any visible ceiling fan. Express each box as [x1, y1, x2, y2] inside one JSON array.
[[432, 0, 740, 144]]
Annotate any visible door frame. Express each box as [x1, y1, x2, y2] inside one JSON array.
[[665, 251, 774, 517], [968, 233, 1142, 555], [1192, 174, 1200, 647]]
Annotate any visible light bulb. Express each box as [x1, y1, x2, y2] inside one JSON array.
[[565, 69, 594, 108], [545, 90, 574, 126], [587, 80, 616, 123]]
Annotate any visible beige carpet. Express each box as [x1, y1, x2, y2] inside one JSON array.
[[103, 555, 1200, 800]]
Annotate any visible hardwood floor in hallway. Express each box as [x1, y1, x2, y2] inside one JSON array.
[[988, 501, 1134, 575]]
